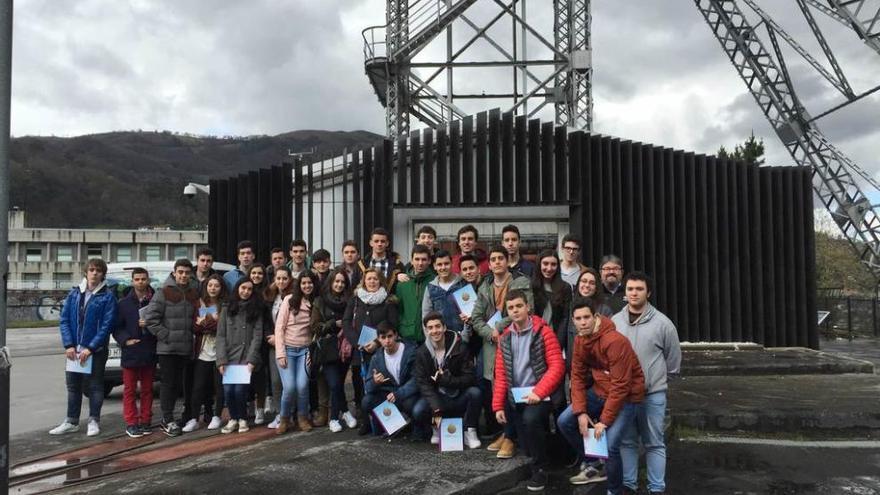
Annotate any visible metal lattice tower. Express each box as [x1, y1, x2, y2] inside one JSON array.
[[363, 0, 593, 141], [695, 0, 880, 279]]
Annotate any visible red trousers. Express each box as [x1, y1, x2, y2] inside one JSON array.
[[122, 366, 155, 426]]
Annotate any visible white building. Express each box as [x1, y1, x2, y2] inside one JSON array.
[[7, 209, 207, 290]]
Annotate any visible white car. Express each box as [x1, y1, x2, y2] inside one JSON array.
[[100, 260, 237, 396]]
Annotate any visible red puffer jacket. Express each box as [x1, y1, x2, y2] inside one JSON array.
[[492, 315, 565, 412]]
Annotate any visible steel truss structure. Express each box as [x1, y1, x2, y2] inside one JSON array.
[[695, 0, 880, 280], [363, 0, 593, 140]]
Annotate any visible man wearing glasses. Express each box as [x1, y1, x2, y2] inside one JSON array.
[[559, 234, 587, 287], [600, 255, 626, 313]]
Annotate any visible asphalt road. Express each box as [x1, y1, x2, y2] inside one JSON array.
[[6, 326, 124, 436]]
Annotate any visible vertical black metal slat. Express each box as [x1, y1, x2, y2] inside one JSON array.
[[269, 166, 282, 254], [450, 120, 462, 206], [247, 171, 259, 255], [282, 162, 293, 251], [514, 115, 528, 204], [800, 168, 819, 349], [716, 157, 733, 343], [761, 167, 779, 346], [555, 126, 568, 203], [488, 109, 501, 205], [750, 163, 766, 346], [641, 145, 656, 305], [237, 174, 249, 248], [568, 132, 585, 246], [293, 164, 304, 241], [214, 179, 229, 263], [501, 112, 514, 204], [306, 162, 314, 248], [208, 179, 218, 254], [541, 121, 554, 202], [436, 127, 448, 205], [782, 168, 799, 347], [361, 148, 374, 250], [592, 136, 609, 267], [475, 111, 488, 204], [351, 151, 362, 248], [423, 128, 435, 205], [701, 155, 719, 342], [684, 152, 700, 342], [226, 177, 238, 264], [619, 141, 635, 273], [651, 147, 668, 316], [668, 149, 683, 335], [630, 142, 645, 271], [397, 136, 408, 207], [462, 115, 475, 205], [610, 139, 623, 257], [789, 166, 808, 347], [731, 160, 748, 343], [382, 139, 395, 231], [528, 119, 542, 203], [410, 132, 422, 205], [258, 169, 272, 263]]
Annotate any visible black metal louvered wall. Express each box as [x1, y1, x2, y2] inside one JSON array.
[[209, 109, 817, 349]]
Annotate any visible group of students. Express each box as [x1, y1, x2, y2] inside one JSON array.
[[49, 223, 680, 494]]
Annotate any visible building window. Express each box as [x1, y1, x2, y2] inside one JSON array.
[[117, 246, 132, 262], [26, 247, 42, 262], [53, 272, 73, 289], [87, 244, 103, 259], [56, 245, 74, 262], [145, 245, 161, 262], [172, 246, 189, 260], [22, 272, 41, 289]]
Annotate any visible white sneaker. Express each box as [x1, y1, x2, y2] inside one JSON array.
[[328, 419, 343, 433], [221, 420, 238, 434], [341, 411, 357, 429], [254, 409, 265, 425], [207, 416, 223, 430], [267, 414, 281, 429], [87, 419, 100, 437], [464, 427, 481, 449], [49, 421, 79, 435], [430, 427, 440, 445], [238, 419, 249, 433], [182, 419, 199, 433]]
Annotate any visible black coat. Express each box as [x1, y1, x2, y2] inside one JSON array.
[[112, 289, 157, 368], [413, 330, 477, 412], [342, 294, 399, 365]]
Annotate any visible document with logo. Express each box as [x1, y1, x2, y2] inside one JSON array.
[[372, 400, 408, 435], [358, 325, 378, 348], [487, 310, 502, 331], [584, 428, 609, 459], [198, 306, 217, 318], [452, 284, 478, 317], [511, 386, 550, 403], [65, 346, 93, 375], [439, 418, 464, 452], [222, 364, 252, 384]]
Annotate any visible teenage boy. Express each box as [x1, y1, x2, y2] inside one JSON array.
[[502, 224, 535, 277], [452, 225, 489, 275], [224, 240, 255, 291], [358, 227, 405, 286], [50, 259, 118, 437], [341, 240, 363, 288], [612, 272, 681, 495], [559, 234, 588, 287], [557, 298, 645, 490], [412, 312, 481, 448], [195, 248, 216, 284], [421, 249, 468, 334], [395, 244, 435, 345], [493, 290, 565, 492], [266, 247, 287, 281], [145, 259, 200, 437], [112, 268, 157, 438], [287, 239, 310, 278], [600, 254, 627, 313], [471, 245, 533, 458], [311, 249, 332, 287], [360, 322, 419, 434], [400, 225, 438, 282]]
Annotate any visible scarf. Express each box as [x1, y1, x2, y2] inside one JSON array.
[[356, 287, 388, 306]]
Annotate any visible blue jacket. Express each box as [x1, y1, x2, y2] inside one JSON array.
[[223, 268, 247, 292], [364, 341, 419, 400], [112, 288, 157, 368], [421, 275, 468, 334], [59, 279, 118, 353]]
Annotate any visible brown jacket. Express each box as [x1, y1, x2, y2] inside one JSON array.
[[570, 315, 645, 426]]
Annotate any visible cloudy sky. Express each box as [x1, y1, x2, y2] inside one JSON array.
[[11, 0, 880, 177]]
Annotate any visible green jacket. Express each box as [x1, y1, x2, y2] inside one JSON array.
[[471, 272, 534, 380], [394, 267, 435, 344]]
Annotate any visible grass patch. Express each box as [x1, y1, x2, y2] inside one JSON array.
[[8, 320, 60, 328]]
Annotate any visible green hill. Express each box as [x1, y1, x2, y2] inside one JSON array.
[[10, 129, 384, 229]]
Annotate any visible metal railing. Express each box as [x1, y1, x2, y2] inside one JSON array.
[[362, 25, 388, 61]]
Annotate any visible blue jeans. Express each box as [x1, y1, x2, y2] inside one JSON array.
[[65, 348, 108, 423], [621, 390, 667, 493], [279, 346, 310, 418], [223, 383, 249, 420], [321, 362, 347, 419], [557, 388, 637, 495]]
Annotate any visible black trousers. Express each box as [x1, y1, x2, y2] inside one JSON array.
[[189, 359, 222, 421], [504, 400, 552, 470], [158, 354, 188, 423]]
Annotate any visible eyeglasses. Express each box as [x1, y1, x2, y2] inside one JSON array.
[[601, 266, 621, 272], [562, 246, 580, 252]]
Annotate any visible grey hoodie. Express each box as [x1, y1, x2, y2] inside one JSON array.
[[612, 303, 681, 394]]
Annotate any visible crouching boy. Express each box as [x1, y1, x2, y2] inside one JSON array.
[[492, 290, 564, 492], [412, 312, 482, 447], [361, 322, 419, 434]]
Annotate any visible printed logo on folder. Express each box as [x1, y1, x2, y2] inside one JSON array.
[[439, 418, 463, 452]]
